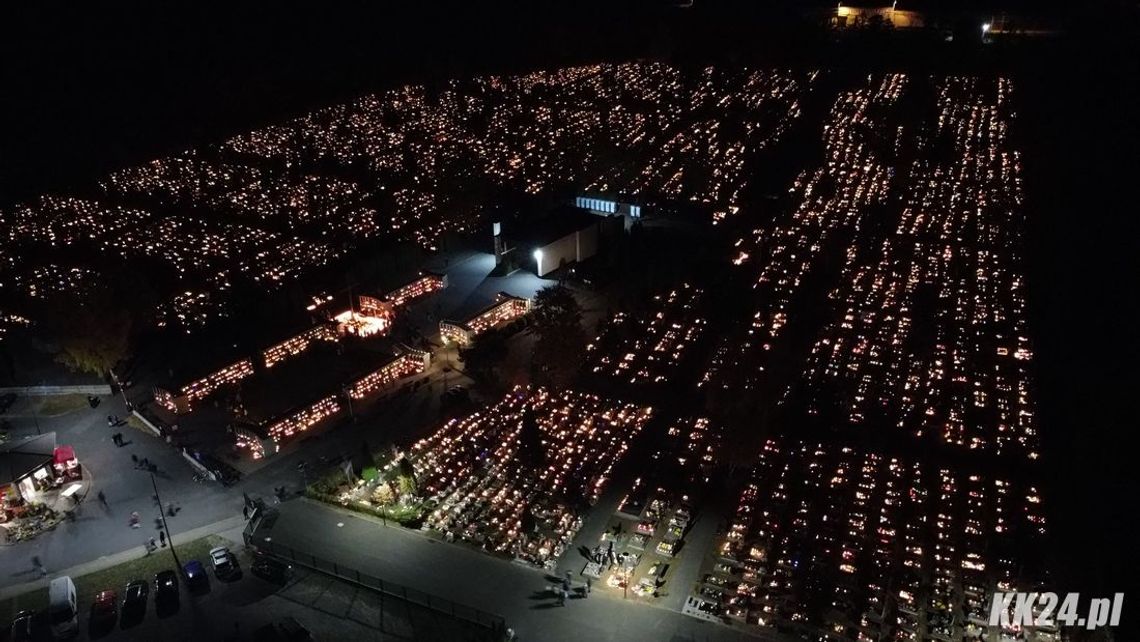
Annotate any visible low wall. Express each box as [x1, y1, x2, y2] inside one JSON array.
[[130, 409, 163, 438], [0, 384, 112, 396], [181, 449, 217, 481]]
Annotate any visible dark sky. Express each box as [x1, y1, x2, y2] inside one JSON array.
[[3, 0, 1137, 624]]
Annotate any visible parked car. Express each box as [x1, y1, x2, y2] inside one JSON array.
[[154, 570, 179, 609], [8, 610, 35, 642], [183, 560, 209, 591], [122, 579, 149, 622], [89, 589, 118, 627], [251, 555, 293, 585], [209, 546, 236, 578], [48, 576, 78, 639]]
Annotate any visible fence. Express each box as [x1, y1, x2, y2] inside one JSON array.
[[253, 539, 508, 634]]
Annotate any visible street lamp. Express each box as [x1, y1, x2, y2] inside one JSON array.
[[149, 472, 182, 572], [532, 249, 543, 275]]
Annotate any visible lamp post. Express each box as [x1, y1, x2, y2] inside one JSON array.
[[110, 368, 131, 410], [533, 249, 543, 276], [149, 472, 182, 572]]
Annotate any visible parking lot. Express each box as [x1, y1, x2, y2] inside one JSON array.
[[3, 543, 494, 642]]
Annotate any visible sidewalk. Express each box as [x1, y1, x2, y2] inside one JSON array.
[[0, 514, 246, 602]]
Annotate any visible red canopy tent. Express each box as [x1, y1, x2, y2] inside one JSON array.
[[53, 446, 75, 465]]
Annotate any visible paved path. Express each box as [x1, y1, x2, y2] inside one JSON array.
[[659, 504, 723, 612], [0, 398, 243, 583], [254, 499, 786, 642]]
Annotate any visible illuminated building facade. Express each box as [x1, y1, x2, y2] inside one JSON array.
[[440, 292, 531, 345]]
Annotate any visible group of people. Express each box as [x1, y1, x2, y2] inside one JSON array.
[[590, 540, 627, 570], [554, 570, 591, 606], [131, 454, 158, 473], [143, 531, 168, 554]]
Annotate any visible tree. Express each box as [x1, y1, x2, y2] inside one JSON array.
[[529, 284, 586, 388], [358, 439, 376, 472], [516, 406, 546, 469], [396, 456, 418, 496], [460, 328, 507, 381], [42, 285, 132, 378]]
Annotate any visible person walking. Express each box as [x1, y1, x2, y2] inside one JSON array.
[[32, 556, 46, 577], [131, 454, 139, 468], [97, 490, 107, 507], [130, 511, 140, 528], [159, 531, 166, 547]]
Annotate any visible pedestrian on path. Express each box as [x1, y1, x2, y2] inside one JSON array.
[[97, 490, 107, 507], [131, 454, 139, 468], [130, 511, 140, 528], [159, 531, 166, 547], [32, 556, 46, 577]]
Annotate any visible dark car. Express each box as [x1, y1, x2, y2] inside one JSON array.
[[8, 610, 35, 642], [154, 570, 179, 610], [183, 560, 209, 592], [121, 579, 149, 621], [251, 555, 293, 585], [89, 589, 117, 628]]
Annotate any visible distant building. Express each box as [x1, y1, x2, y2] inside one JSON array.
[[494, 205, 619, 277], [576, 195, 643, 230], [440, 292, 531, 345]]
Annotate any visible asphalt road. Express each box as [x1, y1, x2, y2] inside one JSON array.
[[253, 499, 783, 642]]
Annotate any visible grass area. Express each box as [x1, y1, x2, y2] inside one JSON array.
[[125, 414, 152, 434], [34, 394, 91, 417], [0, 534, 228, 623]]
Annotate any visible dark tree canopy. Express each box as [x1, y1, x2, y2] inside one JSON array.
[[461, 327, 507, 381], [529, 284, 586, 388], [516, 406, 546, 469], [41, 285, 132, 377]]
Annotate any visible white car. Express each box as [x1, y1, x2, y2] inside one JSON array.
[[209, 546, 235, 577]]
